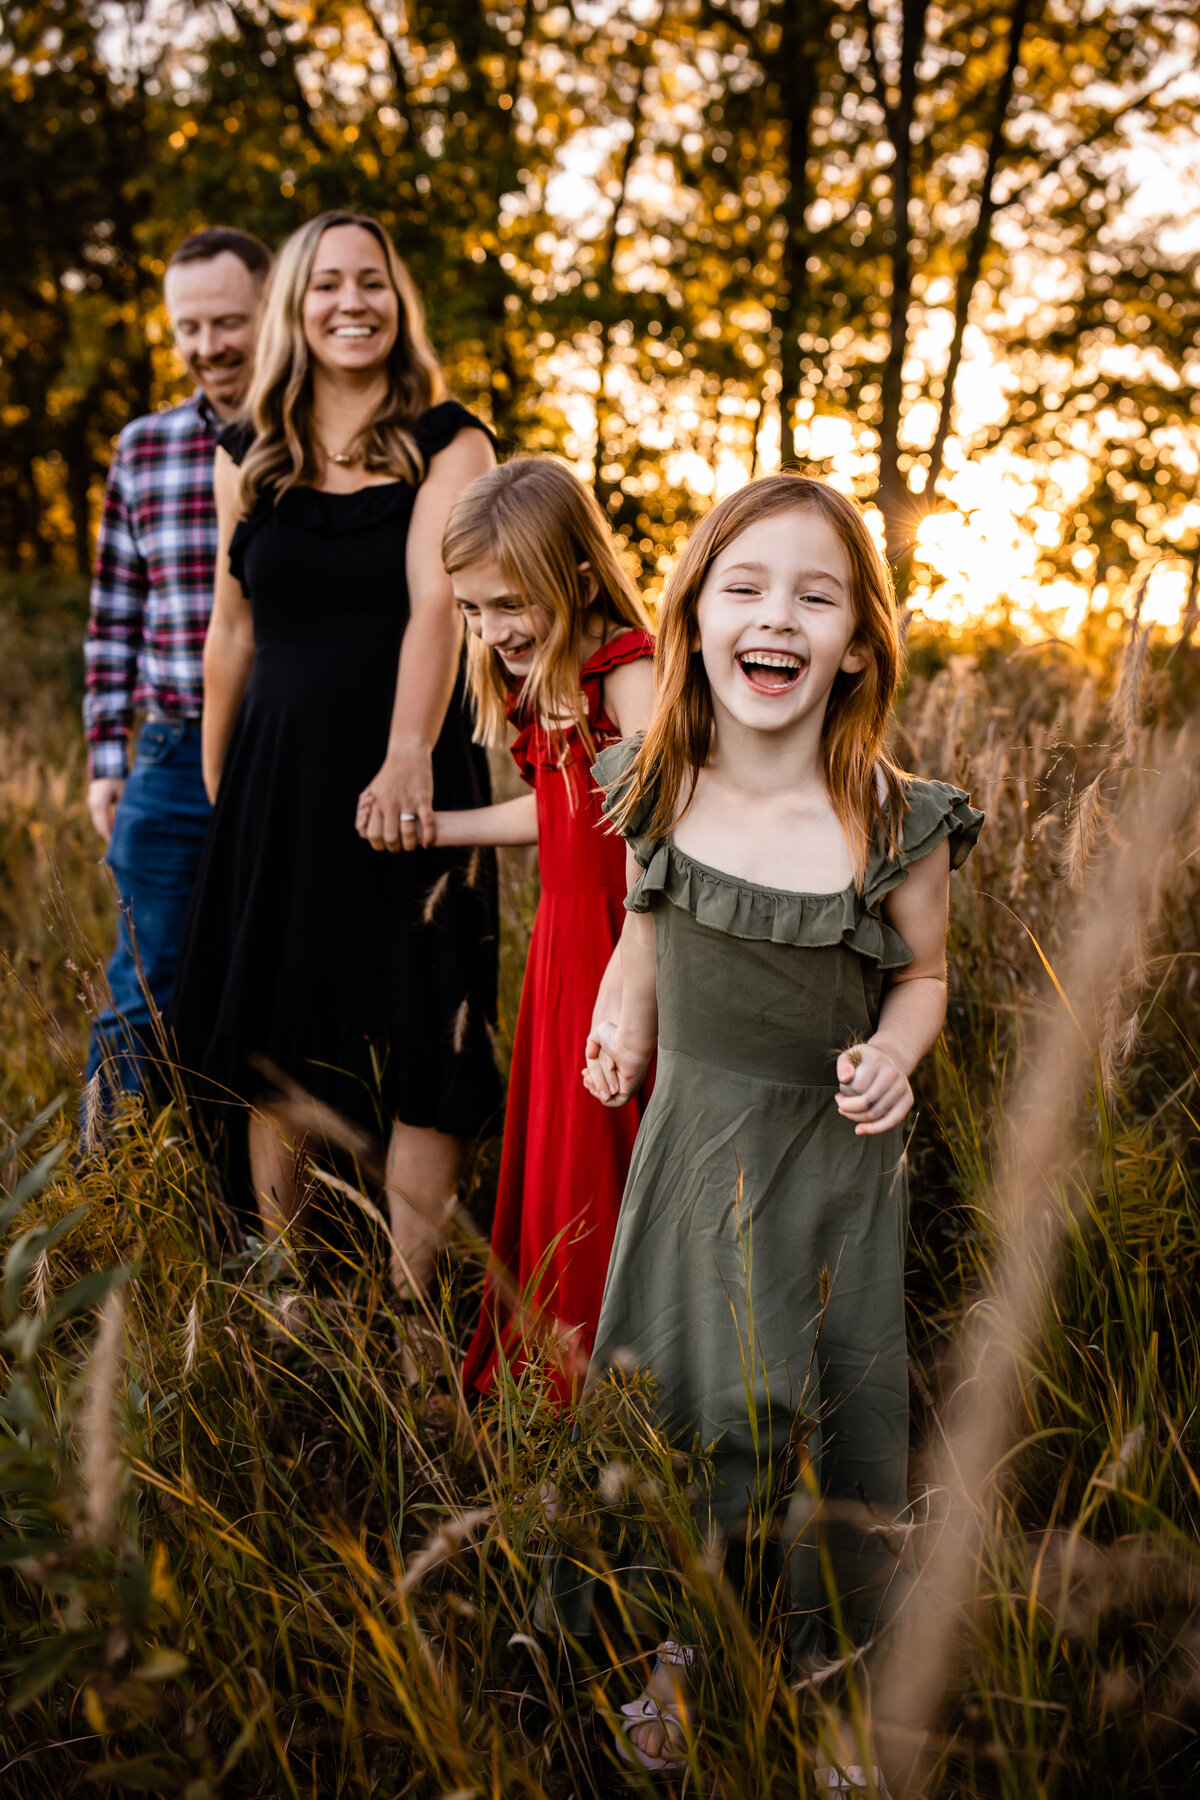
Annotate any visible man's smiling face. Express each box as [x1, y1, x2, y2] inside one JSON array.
[[164, 250, 264, 421]]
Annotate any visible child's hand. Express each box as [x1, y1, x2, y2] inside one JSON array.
[[835, 1043, 913, 1135], [583, 1020, 650, 1108]]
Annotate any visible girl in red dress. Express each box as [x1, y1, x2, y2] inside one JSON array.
[[432, 457, 654, 1400]]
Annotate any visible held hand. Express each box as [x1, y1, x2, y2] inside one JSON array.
[[356, 792, 441, 849], [88, 777, 126, 843], [835, 1043, 914, 1136], [583, 1019, 651, 1108], [356, 736, 435, 852]]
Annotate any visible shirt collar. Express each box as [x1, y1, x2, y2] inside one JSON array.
[[186, 388, 223, 432]]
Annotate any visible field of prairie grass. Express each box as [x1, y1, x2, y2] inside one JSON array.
[[1, 573, 1199, 1798]]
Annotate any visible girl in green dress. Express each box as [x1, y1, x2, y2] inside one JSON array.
[[581, 473, 982, 1783]]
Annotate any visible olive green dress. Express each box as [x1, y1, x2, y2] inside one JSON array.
[[586, 739, 983, 1664]]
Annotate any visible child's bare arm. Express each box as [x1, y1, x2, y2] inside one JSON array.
[[585, 848, 657, 1106], [835, 839, 951, 1136], [361, 789, 537, 847], [425, 792, 538, 848], [602, 655, 655, 738], [589, 942, 623, 1041]]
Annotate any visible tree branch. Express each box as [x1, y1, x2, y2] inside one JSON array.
[[991, 67, 1187, 217], [873, 0, 929, 583], [593, 37, 653, 500], [365, 0, 415, 135], [924, 0, 1031, 501], [227, 0, 330, 161], [857, 0, 899, 140]]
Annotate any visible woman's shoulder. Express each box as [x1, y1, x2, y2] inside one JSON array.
[[410, 398, 497, 461], [217, 418, 255, 466]]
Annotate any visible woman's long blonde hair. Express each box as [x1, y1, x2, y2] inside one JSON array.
[[608, 474, 907, 887], [442, 457, 652, 752], [237, 211, 445, 512]]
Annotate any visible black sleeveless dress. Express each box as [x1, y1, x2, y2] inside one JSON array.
[[169, 400, 502, 1139]]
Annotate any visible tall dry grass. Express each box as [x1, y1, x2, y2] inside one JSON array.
[[0, 578, 1198, 1796]]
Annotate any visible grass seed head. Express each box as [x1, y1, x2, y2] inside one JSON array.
[[182, 1273, 205, 1374], [422, 870, 451, 924], [1059, 773, 1110, 888], [82, 1288, 126, 1539], [78, 1068, 104, 1158], [28, 1248, 52, 1315]]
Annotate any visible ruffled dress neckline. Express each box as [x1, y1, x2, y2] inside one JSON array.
[[666, 837, 856, 904], [592, 735, 984, 972]]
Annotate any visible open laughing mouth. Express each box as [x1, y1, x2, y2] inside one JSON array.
[[498, 638, 536, 662], [735, 649, 806, 693]]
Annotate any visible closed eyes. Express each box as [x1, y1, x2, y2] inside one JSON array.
[[723, 583, 837, 605]]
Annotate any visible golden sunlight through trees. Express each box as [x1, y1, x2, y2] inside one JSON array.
[[2, 0, 1198, 635]]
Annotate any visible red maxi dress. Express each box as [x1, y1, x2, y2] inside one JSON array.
[[463, 629, 655, 1402]]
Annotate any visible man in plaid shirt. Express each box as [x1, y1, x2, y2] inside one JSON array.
[[84, 226, 271, 1099]]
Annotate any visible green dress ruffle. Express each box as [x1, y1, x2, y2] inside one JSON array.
[[579, 737, 983, 1663], [597, 737, 983, 971]]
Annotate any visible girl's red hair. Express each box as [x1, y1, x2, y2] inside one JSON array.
[[608, 474, 907, 886]]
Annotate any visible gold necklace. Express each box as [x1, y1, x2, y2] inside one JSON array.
[[315, 426, 365, 467]]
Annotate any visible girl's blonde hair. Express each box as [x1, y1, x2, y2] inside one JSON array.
[[237, 211, 445, 512], [442, 457, 652, 751], [609, 473, 907, 887]]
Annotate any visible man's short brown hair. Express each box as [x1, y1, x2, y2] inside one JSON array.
[[167, 228, 272, 283]]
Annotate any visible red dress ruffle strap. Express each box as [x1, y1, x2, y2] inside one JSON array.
[[506, 627, 654, 785]]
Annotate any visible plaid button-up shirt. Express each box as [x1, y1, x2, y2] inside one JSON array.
[[83, 390, 220, 780]]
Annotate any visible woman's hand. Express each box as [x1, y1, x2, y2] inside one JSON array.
[[584, 1019, 651, 1108], [834, 1043, 914, 1136], [357, 733, 435, 851]]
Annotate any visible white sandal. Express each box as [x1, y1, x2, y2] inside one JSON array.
[[611, 1639, 697, 1774]]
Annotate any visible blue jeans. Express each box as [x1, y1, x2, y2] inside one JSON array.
[[85, 718, 212, 1098]]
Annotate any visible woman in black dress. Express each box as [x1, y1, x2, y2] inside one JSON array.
[[170, 211, 501, 1291]]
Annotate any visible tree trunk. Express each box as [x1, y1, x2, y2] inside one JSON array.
[[924, 0, 1031, 506], [593, 53, 650, 510], [62, 417, 96, 576], [872, 0, 929, 599], [771, 2, 822, 463], [8, 451, 49, 568]]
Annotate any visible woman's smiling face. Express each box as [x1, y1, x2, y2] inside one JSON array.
[[302, 224, 399, 375], [694, 507, 865, 737], [453, 558, 545, 676]]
